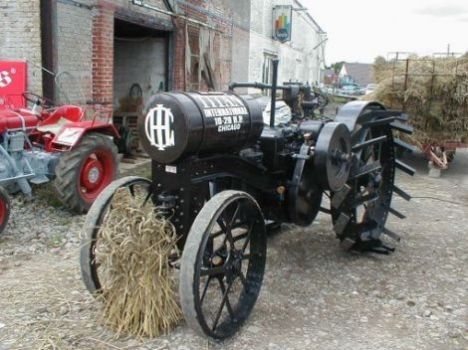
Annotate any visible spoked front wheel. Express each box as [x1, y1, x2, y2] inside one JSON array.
[[180, 190, 267, 340], [80, 176, 153, 294]]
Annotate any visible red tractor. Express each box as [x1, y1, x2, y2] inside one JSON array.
[[0, 92, 119, 234]]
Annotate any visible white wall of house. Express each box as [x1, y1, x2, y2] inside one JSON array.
[[248, 0, 326, 86], [339, 65, 348, 77]]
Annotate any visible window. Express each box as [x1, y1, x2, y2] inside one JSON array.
[[262, 53, 278, 95]]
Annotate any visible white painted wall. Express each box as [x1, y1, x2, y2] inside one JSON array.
[[249, 0, 326, 85]]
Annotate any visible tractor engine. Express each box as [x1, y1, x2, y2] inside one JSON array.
[[0, 130, 58, 196], [139, 91, 350, 190]]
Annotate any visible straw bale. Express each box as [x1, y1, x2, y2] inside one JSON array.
[[94, 189, 181, 338], [368, 55, 468, 144]]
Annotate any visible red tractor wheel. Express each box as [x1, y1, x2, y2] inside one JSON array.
[[54, 133, 118, 214], [0, 187, 11, 235]]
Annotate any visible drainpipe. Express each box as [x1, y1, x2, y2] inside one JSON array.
[[40, 0, 57, 101]]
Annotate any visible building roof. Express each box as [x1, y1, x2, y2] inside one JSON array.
[[340, 63, 374, 87], [293, 0, 326, 34]]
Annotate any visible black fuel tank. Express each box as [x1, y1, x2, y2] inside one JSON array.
[[139, 92, 264, 164]]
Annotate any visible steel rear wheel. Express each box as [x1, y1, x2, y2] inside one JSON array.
[[0, 187, 11, 235], [331, 118, 396, 252], [80, 176, 153, 294], [180, 190, 267, 340], [54, 133, 118, 214]]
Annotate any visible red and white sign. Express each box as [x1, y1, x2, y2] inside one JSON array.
[[0, 61, 27, 110]]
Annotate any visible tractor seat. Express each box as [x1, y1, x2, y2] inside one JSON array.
[[41, 105, 84, 124], [37, 105, 84, 135], [36, 117, 70, 135]]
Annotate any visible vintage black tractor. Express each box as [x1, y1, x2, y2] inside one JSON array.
[[80, 60, 414, 339]]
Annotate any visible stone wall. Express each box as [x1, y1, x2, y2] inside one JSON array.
[[55, 0, 94, 104]]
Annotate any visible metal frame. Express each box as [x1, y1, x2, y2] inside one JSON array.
[[114, 6, 174, 32], [152, 153, 289, 247]]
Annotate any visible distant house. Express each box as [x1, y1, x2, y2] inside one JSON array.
[[339, 63, 374, 87], [322, 69, 338, 86]]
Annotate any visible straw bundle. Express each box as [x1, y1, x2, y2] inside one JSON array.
[[94, 189, 181, 338], [368, 55, 468, 145]]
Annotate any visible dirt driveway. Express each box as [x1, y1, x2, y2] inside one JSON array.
[[0, 151, 467, 350]]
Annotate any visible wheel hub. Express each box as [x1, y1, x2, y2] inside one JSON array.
[[89, 167, 100, 183], [81, 158, 104, 191], [314, 122, 352, 192], [224, 250, 243, 282], [231, 251, 243, 272]]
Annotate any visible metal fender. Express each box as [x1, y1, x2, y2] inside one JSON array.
[[51, 122, 120, 150], [335, 100, 386, 132]]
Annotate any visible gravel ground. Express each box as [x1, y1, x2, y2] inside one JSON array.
[[0, 151, 467, 350]]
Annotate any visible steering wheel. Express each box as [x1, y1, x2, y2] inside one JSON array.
[[22, 92, 55, 109]]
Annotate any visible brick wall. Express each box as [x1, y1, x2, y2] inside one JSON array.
[[174, 0, 208, 91], [0, 0, 246, 109], [55, 1, 94, 104], [172, 20, 186, 91], [169, 0, 236, 92], [92, 3, 115, 114], [0, 0, 43, 94], [112, 0, 171, 20]]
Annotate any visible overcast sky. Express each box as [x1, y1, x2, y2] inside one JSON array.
[[303, 0, 468, 64]]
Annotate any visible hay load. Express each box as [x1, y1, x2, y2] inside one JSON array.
[[93, 188, 181, 338], [368, 54, 468, 146]]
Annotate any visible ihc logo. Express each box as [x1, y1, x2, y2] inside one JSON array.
[[0, 71, 13, 88], [145, 104, 175, 151]]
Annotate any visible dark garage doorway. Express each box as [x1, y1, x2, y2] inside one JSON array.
[[114, 18, 169, 110], [113, 18, 169, 156]]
